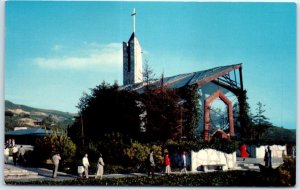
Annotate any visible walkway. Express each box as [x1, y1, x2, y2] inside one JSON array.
[[4, 157, 284, 183]]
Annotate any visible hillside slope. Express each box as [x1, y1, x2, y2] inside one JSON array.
[[5, 100, 76, 130], [263, 126, 296, 144]]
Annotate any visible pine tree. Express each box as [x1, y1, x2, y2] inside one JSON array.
[[252, 101, 272, 141]]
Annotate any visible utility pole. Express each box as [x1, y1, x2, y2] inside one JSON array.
[[181, 106, 183, 139], [81, 114, 84, 146]]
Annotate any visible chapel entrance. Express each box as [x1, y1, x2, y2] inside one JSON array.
[[203, 90, 234, 141]]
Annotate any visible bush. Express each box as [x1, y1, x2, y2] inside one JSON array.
[[104, 165, 136, 174], [123, 141, 163, 173], [6, 170, 291, 186], [278, 156, 296, 186], [165, 139, 239, 154], [32, 133, 76, 168], [124, 141, 150, 165]]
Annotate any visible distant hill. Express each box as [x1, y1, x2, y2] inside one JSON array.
[[5, 100, 76, 131], [262, 125, 296, 144]]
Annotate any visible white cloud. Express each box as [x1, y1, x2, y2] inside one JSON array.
[[51, 44, 63, 52], [34, 42, 122, 70]]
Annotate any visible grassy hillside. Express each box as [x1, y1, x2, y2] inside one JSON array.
[[5, 100, 76, 131]]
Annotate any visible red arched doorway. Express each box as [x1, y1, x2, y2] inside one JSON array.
[[203, 90, 234, 141]]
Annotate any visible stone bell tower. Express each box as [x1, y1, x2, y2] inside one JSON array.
[[123, 8, 143, 85]]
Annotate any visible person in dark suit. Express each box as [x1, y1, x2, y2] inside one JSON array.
[[267, 146, 272, 168]]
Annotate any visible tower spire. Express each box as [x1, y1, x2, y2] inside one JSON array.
[[131, 8, 136, 33], [123, 8, 142, 86]]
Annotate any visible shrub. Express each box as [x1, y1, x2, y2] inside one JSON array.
[[278, 156, 296, 186], [124, 141, 150, 165], [165, 139, 239, 154], [6, 170, 290, 186], [32, 133, 76, 168], [123, 141, 163, 173]]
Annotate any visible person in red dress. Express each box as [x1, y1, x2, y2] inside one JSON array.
[[240, 144, 249, 161], [164, 153, 171, 175]]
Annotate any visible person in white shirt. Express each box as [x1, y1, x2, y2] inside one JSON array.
[[82, 154, 90, 178], [4, 147, 9, 164], [52, 153, 61, 178]]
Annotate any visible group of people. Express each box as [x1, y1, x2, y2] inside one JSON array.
[[82, 153, 105, 179], [5, 138, 15, 148], [4, 144, 26, 166], [240, 144, 273, 168], [147, 150, 188, 177], [52, 153, 105, 179]]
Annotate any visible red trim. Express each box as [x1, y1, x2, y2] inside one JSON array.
[[204, 90, 235, 141]]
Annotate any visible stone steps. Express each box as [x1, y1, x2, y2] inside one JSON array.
[[237, 164, 259, 170], [236, 161, 282, 171], [4, 167, 39, 179]]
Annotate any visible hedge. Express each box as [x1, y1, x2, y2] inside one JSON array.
[[6, 170, 293, 186], [164, 139, 239, 154]]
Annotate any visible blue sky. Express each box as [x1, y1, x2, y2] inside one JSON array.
[[5, 2, 296, 129]]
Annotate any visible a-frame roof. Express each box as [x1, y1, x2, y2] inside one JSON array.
[[121, 63, 242, 93]]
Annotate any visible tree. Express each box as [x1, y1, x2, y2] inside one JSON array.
[[32, 132, 76, 167], [177, 84, 200, 140], [41, 115, 56, 128], [141, 88, 181, 142], [71, 81, 143, 147], [252, 102, 272, 141], [236, 90, 254, 140], [253, 102, 270, 126], [143, 60, 156, 91], [5, 115, 18, 131]]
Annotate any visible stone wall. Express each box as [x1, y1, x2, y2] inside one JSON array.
[[191, 149, 236, 172], [255, 145, 287, 159]]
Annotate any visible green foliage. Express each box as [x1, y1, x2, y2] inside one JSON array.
[[141, 88, 181, 141], [4, 116, 18, 131], [86, 132, 127, 166], [6, 170, 290, 186], [124, 141, 150, 163], [250, 102, 272, 141], [236, 90, 253, 140], [32, 133, 76, 166], [73, 81, 142, 144], [177, 85, 200, 140], [253, 102, 271, 126], [41, 115, 56, 128], [123, 141, 163, 171], [142, 60, 156, 91], [5, 100, 75, 131], [165, 139, 239, 154], [261, 126, 296, 145], [278, 156, 296, 186], [235, 91, 277, 143]]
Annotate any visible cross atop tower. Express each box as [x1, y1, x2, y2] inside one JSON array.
[[123, 8, 143, 86], [131, 8, 136, 33]]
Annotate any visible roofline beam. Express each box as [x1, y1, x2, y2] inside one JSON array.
[[195, 64, 242, 88], [239, 67, 244, 90]]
